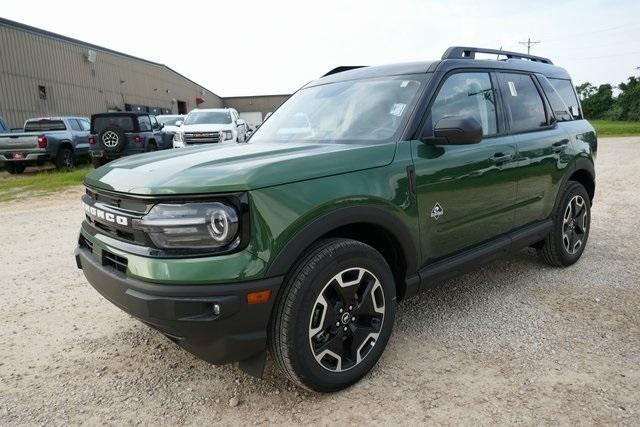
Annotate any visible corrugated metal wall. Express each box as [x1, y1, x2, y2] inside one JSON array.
[[223, 95, 290, 117], [0, 22, 223, 128]]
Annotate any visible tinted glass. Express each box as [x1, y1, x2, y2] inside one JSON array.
[[549, 78, 581, 119], [24, 120, 66, 132], [138, 116, 151, 131], [68, 119, 81, 131], [184, 111, 232, 125], [92, 116, 135, 133], [251, 76, 424, 143], [538, 76, 572, 122], [430, 72, 497, 136], [499, 73, 547, 133], [157, 116, 183, 126]]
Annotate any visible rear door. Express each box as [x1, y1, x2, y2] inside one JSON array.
[[496, 72, 571, 228], [412, 71, 518, 262]]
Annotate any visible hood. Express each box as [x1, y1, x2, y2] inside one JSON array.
[[178, 123, 234, 132], [84, 141, 396, 195]]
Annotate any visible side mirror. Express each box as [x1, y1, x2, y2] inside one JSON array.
[[423, 115, 483, 145], [158, 123, 165, 130], [175, 120, 183, 127], [236, 119, 246, 127]]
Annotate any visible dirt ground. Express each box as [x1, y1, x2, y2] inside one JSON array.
[[1, 138, 639, 425]]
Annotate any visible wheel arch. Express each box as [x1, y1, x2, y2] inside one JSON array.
[[265, 205, 418, 300], [57, 140, 74, 153]]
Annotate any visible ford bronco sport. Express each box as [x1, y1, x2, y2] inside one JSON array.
[[75, 47, 596, 392]]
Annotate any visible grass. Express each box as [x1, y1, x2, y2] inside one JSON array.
[[0, 165, 91, 202], [590, 120, 640, 137]]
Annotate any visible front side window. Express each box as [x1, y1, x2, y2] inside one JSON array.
[[251, 75, 425, 144], [498, 73, 547, 133], [157, 116, 182, 126], [68, 119, 81, 131], [549, 78, 582, 119], [184, 111, 232, 125], [150, 115, 159, 129], [79, 119, 90, 131], [429, 72, 497, 136]]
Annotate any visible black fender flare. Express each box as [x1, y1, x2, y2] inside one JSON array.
[[556, 156, 595, 203], [265, 205, 418, 277]]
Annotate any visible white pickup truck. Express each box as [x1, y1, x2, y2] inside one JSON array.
[[0, 116, 90, 174]]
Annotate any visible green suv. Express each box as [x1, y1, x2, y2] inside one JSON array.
[[75, 47, 596, 392]]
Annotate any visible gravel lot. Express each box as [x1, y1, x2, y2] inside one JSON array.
[[1, 137, 639, 425]]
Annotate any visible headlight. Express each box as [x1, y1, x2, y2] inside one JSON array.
[[173, 132, 183, 142], [134, 202, 239, 249], [221, 130, 234, 141]]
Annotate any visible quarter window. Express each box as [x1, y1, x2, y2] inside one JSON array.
[[498, 73, 547, 133], [430, 72, 497, 136], [549, 78, 582, 119], [537, 76, 572, 122]]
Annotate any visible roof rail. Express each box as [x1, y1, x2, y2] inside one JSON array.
[[442, 46, 553, 65], [322, 66, 367, 77]]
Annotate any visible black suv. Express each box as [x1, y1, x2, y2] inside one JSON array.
[[89, 112, 171, 167]]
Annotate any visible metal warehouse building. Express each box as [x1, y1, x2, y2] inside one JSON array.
[[0, 17, 288, 128]]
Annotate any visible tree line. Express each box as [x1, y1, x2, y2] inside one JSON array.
[[576, 76, 640, 121]]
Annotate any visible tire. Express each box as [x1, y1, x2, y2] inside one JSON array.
[[55, 147, 74, 170], [92, 157, 109, 168], [5, 163, 26, 174], [147, 142, 157, 152], [269, 238, 396, 392], [98, 126, 126, 153], [539, 181, 591, 267]]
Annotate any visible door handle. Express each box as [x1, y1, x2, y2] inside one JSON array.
[[489, 152, 513, 163], [552, 139, 569, 152]]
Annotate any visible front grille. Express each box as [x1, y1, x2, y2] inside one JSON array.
[[184, 132, 220, 144], [103, 250, 128, 273]]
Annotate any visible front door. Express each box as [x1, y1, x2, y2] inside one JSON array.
[[412, 71, 518, 264]]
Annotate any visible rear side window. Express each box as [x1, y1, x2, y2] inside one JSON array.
[[24, 120, 66, 132], [429, 72, 498, 136], [92, 116, 135, 133], [68, 119, 82, 131], [498, 73, 547, 133], [537, 76, 572, 122], [549, 78, 582, 119], [138, 116, 151, 131]]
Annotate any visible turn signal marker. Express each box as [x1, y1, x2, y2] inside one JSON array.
[[247, 289, 271, 305]]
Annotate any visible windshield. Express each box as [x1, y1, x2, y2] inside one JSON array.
[[157, 116, 183, 126], [184, 111, 232, 125], [251, 75, 425, 143]]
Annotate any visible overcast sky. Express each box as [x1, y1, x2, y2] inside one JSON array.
[[2, 0, 640, 96]]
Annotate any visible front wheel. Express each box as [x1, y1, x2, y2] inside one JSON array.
[[269, 238, 396, 392], [539, 181, 591, 266]]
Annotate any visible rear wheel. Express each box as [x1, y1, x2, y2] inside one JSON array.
[[55, 147, 74, 170], [539, 181, 591, 266], [270, 238, 396, 392]]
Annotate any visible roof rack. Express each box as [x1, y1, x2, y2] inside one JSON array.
[[322, 66, 367, 77], [442, 46, 553, 65]]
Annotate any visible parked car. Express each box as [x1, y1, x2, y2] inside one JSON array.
[[76, 47, 596, 392], [173, 108, 248, 147], [89, 112, 171, 167], [0, 116, 90, 174], [156, 114, 185, 133]]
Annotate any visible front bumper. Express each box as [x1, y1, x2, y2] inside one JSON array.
[[75, 245, 282, 366]]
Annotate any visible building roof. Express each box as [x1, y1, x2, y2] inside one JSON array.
[[0, 16, 220, 98]]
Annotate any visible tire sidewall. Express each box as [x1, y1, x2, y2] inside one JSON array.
[[286, 243, 396, 392], [99, 126, 126, 153], [552, 183, 591, 265]]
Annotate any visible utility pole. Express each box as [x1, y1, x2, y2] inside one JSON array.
[[519, 37, 541, 55]]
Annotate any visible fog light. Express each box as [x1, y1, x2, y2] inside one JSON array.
[[213, 304, 221, 315]]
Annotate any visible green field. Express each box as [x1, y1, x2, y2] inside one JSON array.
[[0, 166, 90, 202], [590, 120, 640, 137]]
